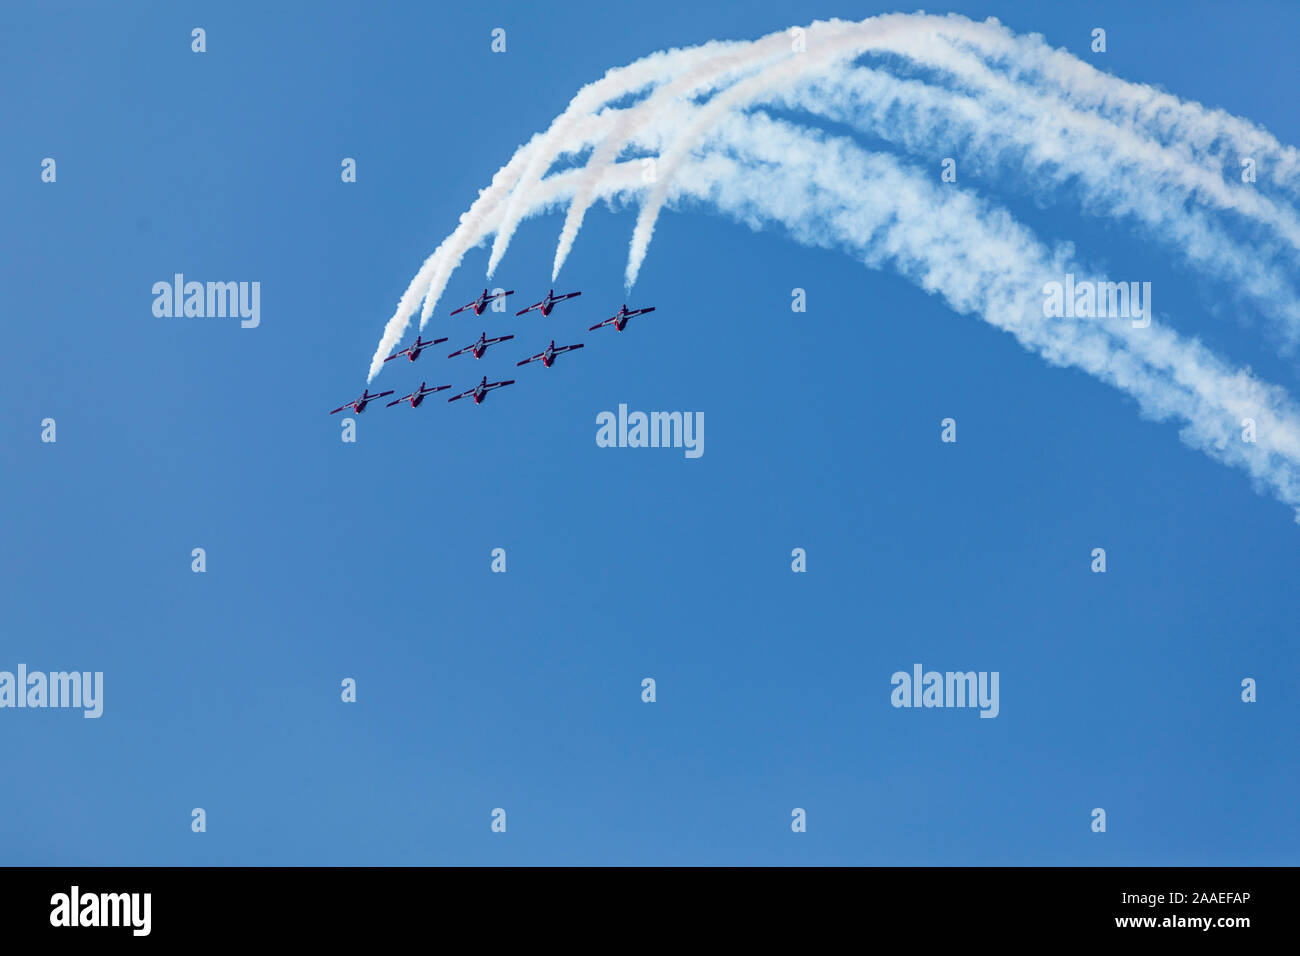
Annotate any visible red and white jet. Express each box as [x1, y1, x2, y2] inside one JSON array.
[[449, 288, 515, 316], [588, 303, 656, 332], [448, 332, 514, 360], [386, 381, 451, 408], [515, 289, 582, 317], [329, 388, 394, 415], [517, 339, 584, 369], [384, 334, 449, 363], [448, 376, 515, 405]]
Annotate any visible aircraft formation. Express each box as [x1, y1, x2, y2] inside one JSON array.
[[330, 288, 656, 413]]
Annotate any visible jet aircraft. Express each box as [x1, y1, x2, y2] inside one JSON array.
[[588, 303, 656, 332], [384, 334, 449, 363], [516, 340, 584, 369], [515, 289, 582, 317], [329, 388, 395, 414], [450, 288, 515, 316], [448, 376, 515, 405], [448, 332, 515, 360], [387, 381, 451, 408]]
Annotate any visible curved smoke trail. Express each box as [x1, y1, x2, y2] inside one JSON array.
[[366, 14, 1300, 521]]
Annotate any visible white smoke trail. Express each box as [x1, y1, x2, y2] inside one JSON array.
[[378, 13, 1299, 358], [691, 113, 1300, 510], [368, 45, 750, 381], [866, 29, 1300, 255], [367, 146, 539, 382], [621, 14, 1300, 292], [484, 37, 795, 281], [542, 29, 801, 283], [931, 17, 1300, 200], [367, 15, 1300, 520], [770, 69, 1300, 347], [496, 111, 1300, 514], [624, 16, 907, 286]]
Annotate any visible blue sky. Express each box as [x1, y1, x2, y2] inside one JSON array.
[[3, 0, 1297, 865]]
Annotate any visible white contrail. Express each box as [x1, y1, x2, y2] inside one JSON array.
[[379, 13, 1299, 354], [932, 16, 1300, 201], [393, 112, 1300, 515], [621, 14, 1300, 293], [367, 45, 743, 381], [367, 16, 1300, 520], [869, 27, 1300, 256], [367, 145, 539, 381], [770, 69, 1300, 348], [690, 113, 1300, 513], [543, 28, 800, 283], [484, 39, 765, 281], [624, 16, 909, 286], [580, 113, 1300, 514]]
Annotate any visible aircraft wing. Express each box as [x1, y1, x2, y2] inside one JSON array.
[[516, 352, 545, 366], [370, 390, 394, 399], [329, 404, 353, 415], [558, 291, 582, 302], [486, 334, 515, 345], [447, 389, 474, 402], [556, 343, 584, 354], [486, 379, 515, 390], [449, 301, 476, 316], [383, 349, 408, 362], [386, 397, 408, 407], [448, 344, 472, 358], [630, 307, 656, 317], [588, 317, 616, 331], [515, 301, 543, 316]]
